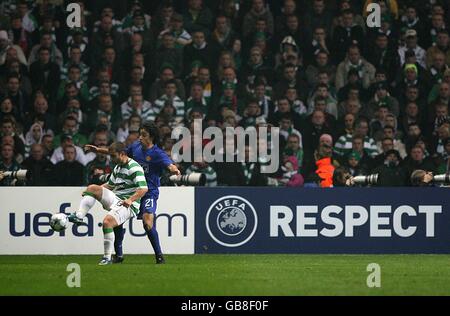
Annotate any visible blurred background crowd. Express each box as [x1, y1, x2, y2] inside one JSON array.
[[0, 0, 449, 187]]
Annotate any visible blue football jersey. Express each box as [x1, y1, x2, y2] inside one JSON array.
[[126, 141, 173, 198]]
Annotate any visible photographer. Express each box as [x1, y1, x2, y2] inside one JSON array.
[[0, 143, 22, 186], [410, 170, 435, 186], [410, 169, 450, 187], [332, 166, 353, 187]]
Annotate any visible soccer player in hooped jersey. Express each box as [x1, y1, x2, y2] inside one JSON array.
[[68, 142, 149, 265], [85, 122, 181, 264]]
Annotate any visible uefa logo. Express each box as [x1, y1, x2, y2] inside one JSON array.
[[206, 195, 258, 247]]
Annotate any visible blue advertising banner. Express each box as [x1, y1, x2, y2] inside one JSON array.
[[194, 188, 450, 254]]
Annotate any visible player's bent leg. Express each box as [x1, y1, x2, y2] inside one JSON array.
[[99, 215, 119, 266], [100, 203, 135, 265], [69, 185, 104, 225], [142, 212, 165, 264]]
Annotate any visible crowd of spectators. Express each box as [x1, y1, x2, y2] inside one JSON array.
[[1, 0, 450, 187]]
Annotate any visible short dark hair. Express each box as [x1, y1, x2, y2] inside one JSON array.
[[38, 46, 50, 54], [109, 142, 127, 154]]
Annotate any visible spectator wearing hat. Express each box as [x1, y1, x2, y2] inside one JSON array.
[[426, 29, 450, 68], [400, 4, 427, 46], [363, 81, 399, 120], [158, 13, 192, 49], [336, 45, 376, 91], [398, 29, 426, 68], [273, 13, 305, 57], [344, 150, 368, 177], [394, 61, 428, 100], [331, 9, 365, 65], [274, 155, 304, 187]]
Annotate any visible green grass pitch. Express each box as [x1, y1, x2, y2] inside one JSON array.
[[0, 255, 449, 295]]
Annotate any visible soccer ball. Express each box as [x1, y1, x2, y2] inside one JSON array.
[[50, 213, 68, 232]]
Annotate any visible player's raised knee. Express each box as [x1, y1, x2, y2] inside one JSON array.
[[103, 216, 115, 228]]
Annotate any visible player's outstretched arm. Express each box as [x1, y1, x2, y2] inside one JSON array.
[[84, 145, 110, 155]]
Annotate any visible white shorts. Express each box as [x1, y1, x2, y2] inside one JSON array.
[[100, 187, 135, 226]]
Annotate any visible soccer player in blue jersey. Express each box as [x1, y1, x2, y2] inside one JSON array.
[[85, 121, 180, 264]]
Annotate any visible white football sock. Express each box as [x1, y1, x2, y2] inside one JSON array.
[[76, 195, 96, 219], [103, 228, 114, 260]]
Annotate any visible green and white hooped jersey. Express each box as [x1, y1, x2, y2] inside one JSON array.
[[107, 159, 147, 214]]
